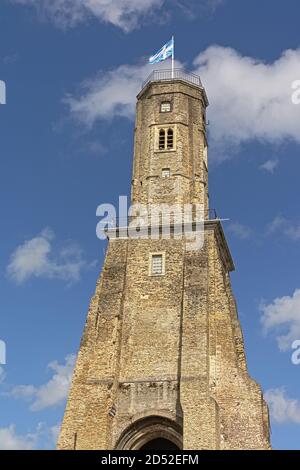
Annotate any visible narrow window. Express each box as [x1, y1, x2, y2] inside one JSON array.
[[151, 254, 163, 275], [167, 129, 174, 149], [161, 101, 171, 113], [162, 168, 170, 178], [159, 129, 166, 150]]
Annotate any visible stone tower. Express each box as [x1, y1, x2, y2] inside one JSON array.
[[57, 70, 271, 450]]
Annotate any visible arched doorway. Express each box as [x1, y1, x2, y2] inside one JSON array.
[[115, 416, 183, 450], [140, 438, 180, 450]]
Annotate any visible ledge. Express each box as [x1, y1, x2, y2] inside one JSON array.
[[105, 219, 235, 273]]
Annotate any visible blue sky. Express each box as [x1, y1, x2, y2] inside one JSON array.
[[1, 0, 300, 450]]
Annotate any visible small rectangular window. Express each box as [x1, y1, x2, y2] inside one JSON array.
[[162, 168, 170, 178], [161, 102, 171, 113], [151, 254, 163, 275]]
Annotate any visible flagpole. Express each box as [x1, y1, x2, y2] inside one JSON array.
[[172, 35, 174, 79]]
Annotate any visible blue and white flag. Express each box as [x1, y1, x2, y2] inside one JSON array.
[[149, 38, 174, 65]]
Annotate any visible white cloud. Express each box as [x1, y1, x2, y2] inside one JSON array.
[[11, 354, 75, 411], [0, 425, 38, 450], [267, 215, 300, 241], [265, 388, 300, 424], [227, 222, 252, 240], [260, 288, 300, 351], [194, 46, 300, 159], [267, 215, 286, 235], [65, 63, 151, 126], [259, 159, 279, 174], [65, 46, 300, 160], [11, 0, 164, 31], [11, 385, 37, 399], [0, 422, 61, 450], [11, 0, 222, 31], [50, 423, 61, 446], [7, 228, 92, 284]]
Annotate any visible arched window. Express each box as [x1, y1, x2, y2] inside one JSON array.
[[159, 129, 166, 150], [167, 129, 174, 149], [157, 127, 175, 151]]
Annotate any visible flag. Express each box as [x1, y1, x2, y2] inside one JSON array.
[[149, 38, 174, 65]]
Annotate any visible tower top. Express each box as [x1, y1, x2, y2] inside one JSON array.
[[132, 65, 211, 222], [139, 68, 209, 105]]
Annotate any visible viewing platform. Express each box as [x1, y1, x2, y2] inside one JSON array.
[[142, 68, 203, 88], [140, 68, 208, 104]]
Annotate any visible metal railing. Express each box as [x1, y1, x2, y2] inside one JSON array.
[[142, 69, 202, 89]]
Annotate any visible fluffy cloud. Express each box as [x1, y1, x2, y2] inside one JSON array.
[[265, 388, 300, 424], [267, 215, 300, 241], [194, 46, 300, 158], [0, 425, 36, 450], [65, 46, 300, 160], [11, 0, 163, 31], [65, 63, 152, 126], [259, 159, 279, 174], [11, 354, 75, 411], [260, 289, 300, 351], [11, 0, 222, 31], [50, 423, 61, 445], [227, 222, 252, 240], [7, 228, 93, 284], [0, 422, 61, 450]]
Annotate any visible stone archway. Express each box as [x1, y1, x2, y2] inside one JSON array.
[[115, 416, 183, 450]]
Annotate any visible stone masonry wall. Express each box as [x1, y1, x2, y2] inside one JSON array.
[[57, 223, 270, 450]]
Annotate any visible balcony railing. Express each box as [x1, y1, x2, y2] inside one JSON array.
[[142, 68, 203, 89]]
